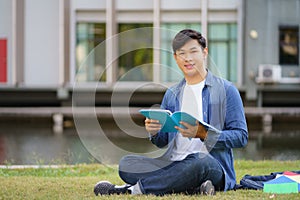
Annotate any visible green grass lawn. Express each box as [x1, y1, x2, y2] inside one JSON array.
[[0, 160, 300, 200]]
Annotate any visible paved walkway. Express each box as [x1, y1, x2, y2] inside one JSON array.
[[0, 165, 69, 169], [0, 107, 141, 118], [1, 107, 300, 118], [0, 106, 299, 134]]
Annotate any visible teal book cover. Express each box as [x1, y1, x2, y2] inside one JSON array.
[[139, 109, 214, 133]]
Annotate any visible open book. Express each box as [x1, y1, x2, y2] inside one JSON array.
[[139, 109, 215, 133]]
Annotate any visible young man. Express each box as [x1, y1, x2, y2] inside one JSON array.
[[94, 29, 248, 196]]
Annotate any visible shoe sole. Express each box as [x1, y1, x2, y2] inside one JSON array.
[[200, 180, 216, 195], [94, 181, 114, 196]]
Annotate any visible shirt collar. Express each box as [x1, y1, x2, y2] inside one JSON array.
[[173, 69, 214, 93], [204, 70, 214, 87]]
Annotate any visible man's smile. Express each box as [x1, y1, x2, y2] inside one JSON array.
[[184, 64, 195, 69]]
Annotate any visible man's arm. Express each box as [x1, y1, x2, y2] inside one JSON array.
[[205, 84, 248, 150], [145, 89, 175, 148]]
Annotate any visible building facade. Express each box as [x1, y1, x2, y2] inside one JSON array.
[[0, 0, 299, 106], [244, 0, 300, 106]]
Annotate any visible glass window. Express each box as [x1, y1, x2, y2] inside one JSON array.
[[279, 26, 299, 65], [160, 23, 201, 82], [76, 23, 106, 82], [118, 24, 153, 81], [208, 23, 237, 82]]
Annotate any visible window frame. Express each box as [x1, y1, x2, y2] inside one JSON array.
[[75, 22, 106, 82], [208, 23, 238, 82], [279, 25, 299, 66]]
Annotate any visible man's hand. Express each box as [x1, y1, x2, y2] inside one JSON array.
[[175, 121, 207, 140], [145, 118, 162, 136]]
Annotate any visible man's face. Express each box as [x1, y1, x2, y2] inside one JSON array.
[[174, 39, 207, 80]]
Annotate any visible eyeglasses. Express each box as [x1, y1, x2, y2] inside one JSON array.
[[176, 49, 202, 59]]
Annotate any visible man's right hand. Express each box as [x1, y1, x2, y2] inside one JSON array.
[[145, 118, 162, 136]]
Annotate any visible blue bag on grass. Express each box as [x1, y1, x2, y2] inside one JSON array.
[[236, 170, 300, 190]]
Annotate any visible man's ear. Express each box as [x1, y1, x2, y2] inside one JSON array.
[[173, 53, 177, 60], [203, 47, 208, 55], [203, 47, 208, 58]]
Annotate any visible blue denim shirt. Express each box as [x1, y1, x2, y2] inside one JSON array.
[[151, 70, 248, 191]]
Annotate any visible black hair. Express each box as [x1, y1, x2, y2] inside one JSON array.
[[172, 29, 206, 53]]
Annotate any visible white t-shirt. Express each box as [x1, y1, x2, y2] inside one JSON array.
[[170, 80, 207, 161]]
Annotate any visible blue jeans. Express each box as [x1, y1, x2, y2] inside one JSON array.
[[119, 153, 225, 195]]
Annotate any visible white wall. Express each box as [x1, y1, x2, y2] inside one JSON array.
[[72, 0, 106, 10], [24, 0, 60, 86]]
